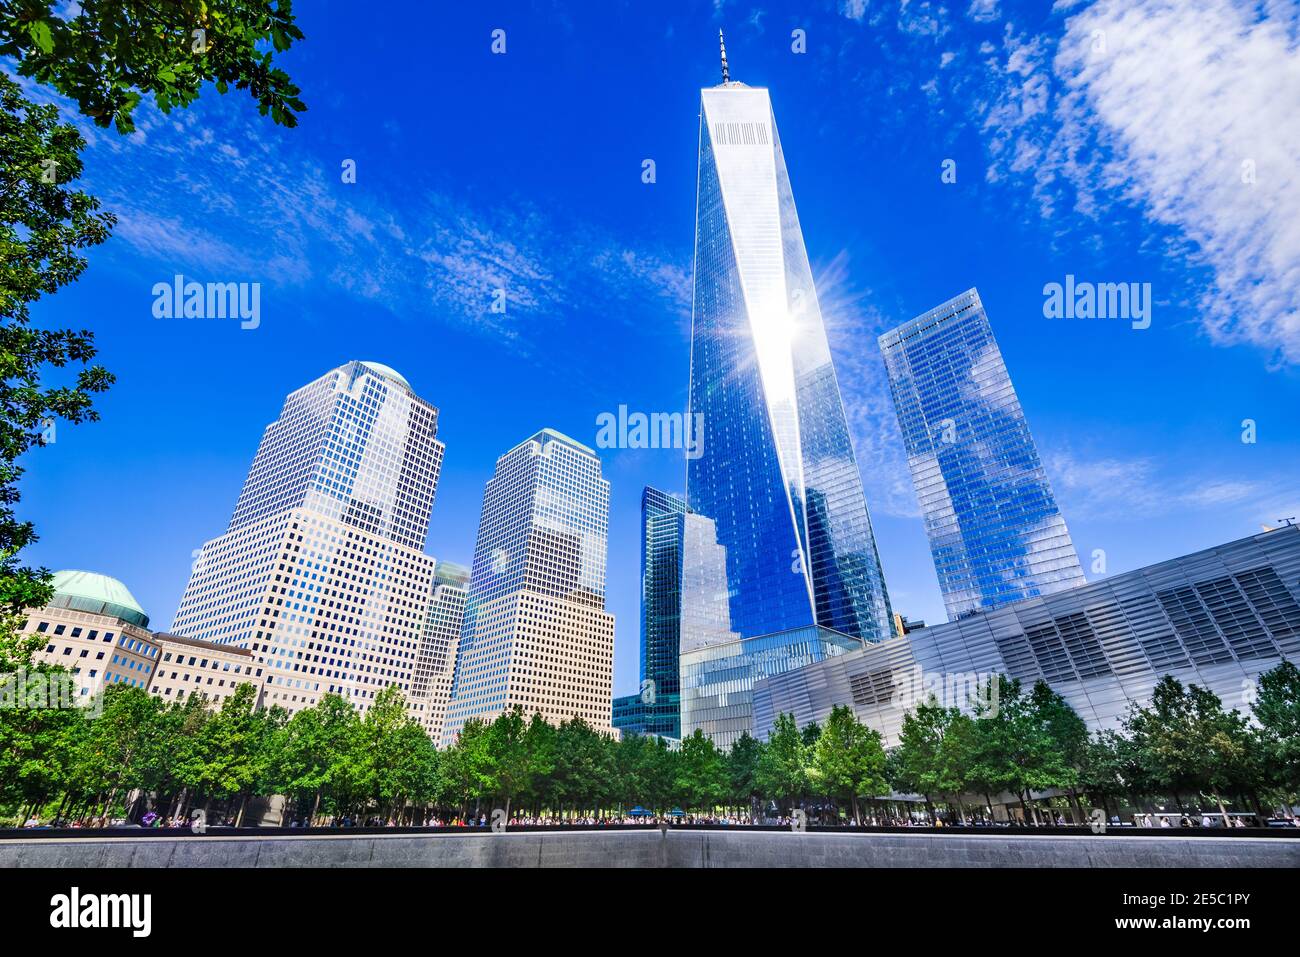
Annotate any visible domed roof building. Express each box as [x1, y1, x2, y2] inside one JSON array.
[[358, 361, 411, 391], [22, 570, 267, 709], [48, 570, 150, 629]]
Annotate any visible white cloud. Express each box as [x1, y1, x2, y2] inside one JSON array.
[[1044, 447, 1265, 519], [983, 0, 1300, 365], [898, 0, 950, 37], [64, 99, 689, 358], [840, 0, 871, 21], [967, 0, 1001, 22]]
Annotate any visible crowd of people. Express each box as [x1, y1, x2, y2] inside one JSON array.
[[17, 809, 1299, 829]]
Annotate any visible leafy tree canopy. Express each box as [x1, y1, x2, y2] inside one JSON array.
[[0, 0, 306, 133]]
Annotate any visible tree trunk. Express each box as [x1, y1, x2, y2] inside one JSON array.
[[1213, 793, 1230, 828]]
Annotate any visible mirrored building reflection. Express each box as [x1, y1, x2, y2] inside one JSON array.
[[614, 488, 690, 741], [879, 289, 1086, 620], [679, 48, 890, 747]]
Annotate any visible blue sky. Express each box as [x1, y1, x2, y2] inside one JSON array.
[[18, 0, 1300, 698]]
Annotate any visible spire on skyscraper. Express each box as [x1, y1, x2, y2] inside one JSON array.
[[680, 62, 896, 747], [719, 29, 730, 84]]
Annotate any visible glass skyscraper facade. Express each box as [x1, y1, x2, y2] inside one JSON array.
[[227, 361, 443, 552], [679, 70, 891, 747], [173, 361, 448, 718], [442, 430, 615, 744], [641, 489, 687, 724], [879, 289, 1086, 620], [612, 488, 698, 741]]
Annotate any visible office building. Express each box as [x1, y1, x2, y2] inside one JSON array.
[[613, 488, 700, 741], [879, 289, 1085, 619], [21, 570, 160, 698], [679, 40, 887, 746], [172, 361, 445, 717], [442, 430, 615, 743], [150, 632, 266, 708], [410, 561, 469, 741], [20, 570, 266, 708]]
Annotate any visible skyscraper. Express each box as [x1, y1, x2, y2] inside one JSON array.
[[879, 288, 1086, 619], [411, 561, 469, 742], [442, 430, 615, 744], [172, 361, 448, 717], [679, 39, 892, 746], [613, 488, 694, 741], [635, 489, 687, 739]]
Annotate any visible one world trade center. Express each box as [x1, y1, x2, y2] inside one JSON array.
[[680, 35, 894, 746]]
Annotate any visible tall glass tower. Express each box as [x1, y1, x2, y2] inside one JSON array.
[[680, 37, 891, 746], [173, 361, 449, 719], [442, 429, 615, 744], [613, 488, 693, 741], [879, 288, 1086, 620], [639, 489, 687, 733]]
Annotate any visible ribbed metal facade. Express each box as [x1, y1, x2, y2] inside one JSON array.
[[754, 528, 1300, 746]]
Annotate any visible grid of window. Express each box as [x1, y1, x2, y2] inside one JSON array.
[[443, 431, 615, 743], [409, 564, 469, 740], [172, 362, 448, 722], [680, 625, 859, 750], [227, 361, 444, 551], [23, 607, 158, 698], [879, 289, 1086, 619]]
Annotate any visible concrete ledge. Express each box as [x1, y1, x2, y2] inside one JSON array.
[[673, 830, 1300, 868], [2, 829, 1297, 867]]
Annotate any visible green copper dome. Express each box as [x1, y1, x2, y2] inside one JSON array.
[[359, 361, 411, 391], [49, 570, 150, 628]]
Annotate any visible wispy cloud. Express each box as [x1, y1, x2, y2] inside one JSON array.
[[967, 0, 1002, 22], [977, 0, 1300, 365], [840, 0, 871, 22], [1045, 0, 1300, 366], [1043, 447, 1266, 520], [19, 74, 691, 360], [898, 0, 951, 37], [815, 251, 923, 519], [835, 0, 1300, 368]]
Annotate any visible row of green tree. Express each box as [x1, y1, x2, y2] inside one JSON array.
[[4, 655, 1298, 826], [890, 668, 1300, 824]]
